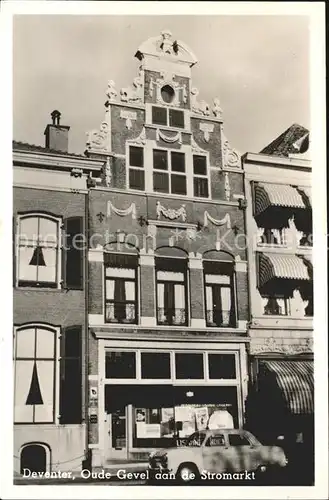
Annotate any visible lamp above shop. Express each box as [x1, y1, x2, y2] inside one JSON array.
[[186, 391, 194, 398]]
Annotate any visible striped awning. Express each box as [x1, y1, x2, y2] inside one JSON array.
[[258, 253, 311, 288], [254, 183, 305, 216], [261, 360, 314, 414]]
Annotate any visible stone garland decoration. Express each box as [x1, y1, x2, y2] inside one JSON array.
[[199, 122, 214, 142], [203, 212, 231, 229], [251, 336, 313, 355], [107, 201, 137, 220], [156, 201, 187, 222], [156, 129, 182, 144]]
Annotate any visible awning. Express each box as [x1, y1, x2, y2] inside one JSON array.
[[254, 183, 305, 217], [260, 360, 314, 414], [258, 253, 311, 288], [298, 186, 312, 207]]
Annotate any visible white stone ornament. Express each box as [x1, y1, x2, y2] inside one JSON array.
[[224, 172, 231, 201], [103, 157, 112, 187], [105, 80, 118, 102], [107, 201, 137, 219], [86, 120, 110, 152], [203, 211, 231, 228], [156, 201, 187, 221], [120, 71, 144, 104], [199, 122, 214, 142], [120, 110, 137, 130], [156, 129, 182, 144], [191, 88, 210, 116], [213, 98, 223, 119], [222, 133, 241, 168]]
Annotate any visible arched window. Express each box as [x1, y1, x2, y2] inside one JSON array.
[[14, 326, 57, 423], [203, 251, 236, 328], [155, 247, 188, 326], [20, 443, 50, 474], [17, 214, 61, 288]]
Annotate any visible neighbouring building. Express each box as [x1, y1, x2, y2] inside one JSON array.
[[84, 30, 250, 467], [13, 111, 103, 475], [242, 124, 313, 451]]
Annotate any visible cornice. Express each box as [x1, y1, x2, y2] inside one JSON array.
[[13, 151, 103, 171]]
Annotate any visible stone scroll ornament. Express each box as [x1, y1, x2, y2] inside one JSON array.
[[156, 201, 187, 222], [222, 133, 241, 169], [107, 201, 137, 220]]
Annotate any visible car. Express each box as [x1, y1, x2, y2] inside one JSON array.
[[147, 428, 288, 484]]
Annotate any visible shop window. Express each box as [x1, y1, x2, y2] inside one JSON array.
[[228, 434, 251, 446], [105, 351, 136, 379], [128, 146, 145, 191], [141, 352, 171, 379], [204, 261, 236, 327], [20, 443, 49, 474], [263, 295, 290, 316], [153, 150, 186, 195], [152, 106, 185, 129], [298, 231, 313, 247], [14, 326, 56, 423], [193, 155, 209, 198], [17, 214, 60, 288], [208, 353, 236, 379], [156, 256, 188, 326], [259, 228, 286, 245], [104, 253, 138, 324], [175, 353, 204, 379]]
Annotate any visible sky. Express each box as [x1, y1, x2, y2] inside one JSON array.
[[13, 14, 310, 155]]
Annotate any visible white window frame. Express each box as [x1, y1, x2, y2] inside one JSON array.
[[16, 213, 62, 289], [127, 145, 145, 191], [193, 153, 210, 199], [13, 324, 60, 425], [152, 148, 187, 196]]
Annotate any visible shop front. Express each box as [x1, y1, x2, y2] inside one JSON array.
[[96, 339, 248, 462]]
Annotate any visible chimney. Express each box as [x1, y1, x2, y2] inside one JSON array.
[[44, 110, 70, 152]]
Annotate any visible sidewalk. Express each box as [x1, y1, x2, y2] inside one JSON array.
[[14, 460, 149, 485]]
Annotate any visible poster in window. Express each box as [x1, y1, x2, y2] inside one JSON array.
[[174, 405, 194, 422], [208, 408, 234, 429], [195, 406, 209, 431], [161, 407, 174, 423], [136, 422, 161, 438], [135, 408, 146, 423]]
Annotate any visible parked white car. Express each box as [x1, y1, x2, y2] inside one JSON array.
[[148, 429, 288, 484]]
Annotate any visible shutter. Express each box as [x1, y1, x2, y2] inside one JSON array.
[[59, 326, 82, 424], [64, 217, 83, 290]]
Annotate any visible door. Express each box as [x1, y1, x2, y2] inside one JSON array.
[[105, 408, 127, 461]]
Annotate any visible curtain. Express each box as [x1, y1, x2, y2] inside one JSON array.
[[174, 284, 185, 323], [125, 281, 135, 320], [221, 287, 231, 326], [114, 279, 126, 321], [34, 361, 54, 422], [206, 286, 213, 323], [14, 360, 34, 423]]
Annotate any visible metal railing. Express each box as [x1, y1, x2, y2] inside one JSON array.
[[157, 307, 186, 326]]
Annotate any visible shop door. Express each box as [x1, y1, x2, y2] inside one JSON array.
[[105, 408, 127, 461]]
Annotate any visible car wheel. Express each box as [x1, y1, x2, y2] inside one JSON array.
[[176, 463, 199, 484], [255, 465, 267, 484]]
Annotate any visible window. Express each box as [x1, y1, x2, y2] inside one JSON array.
[[152, 106, 185, 129], [299, 231, 312, 247], [175, 353, 204, 379], [156, 257, 187, 326], [193, 155, 209, 198], [263, 296, 290, 316], [104, 253, 138, 324], [17, 215, 60, 288], [153, 150, 186, 195], [259, 228, 286, 245], [228, 434, 251, 446], [105, 351, 136, 378], [206, 434, 226, 447], [161, 85, 175, 104], [14, 326, 56, 423], [128, 146, 145, 191], [141, 352, 171, 379], [204, 261, 236, 327], [208, 354, 236, 379]]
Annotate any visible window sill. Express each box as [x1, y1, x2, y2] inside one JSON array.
[[14, 286, 74, 293]]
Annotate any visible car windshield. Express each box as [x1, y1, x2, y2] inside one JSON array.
[[185, 432, 206, 447]]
